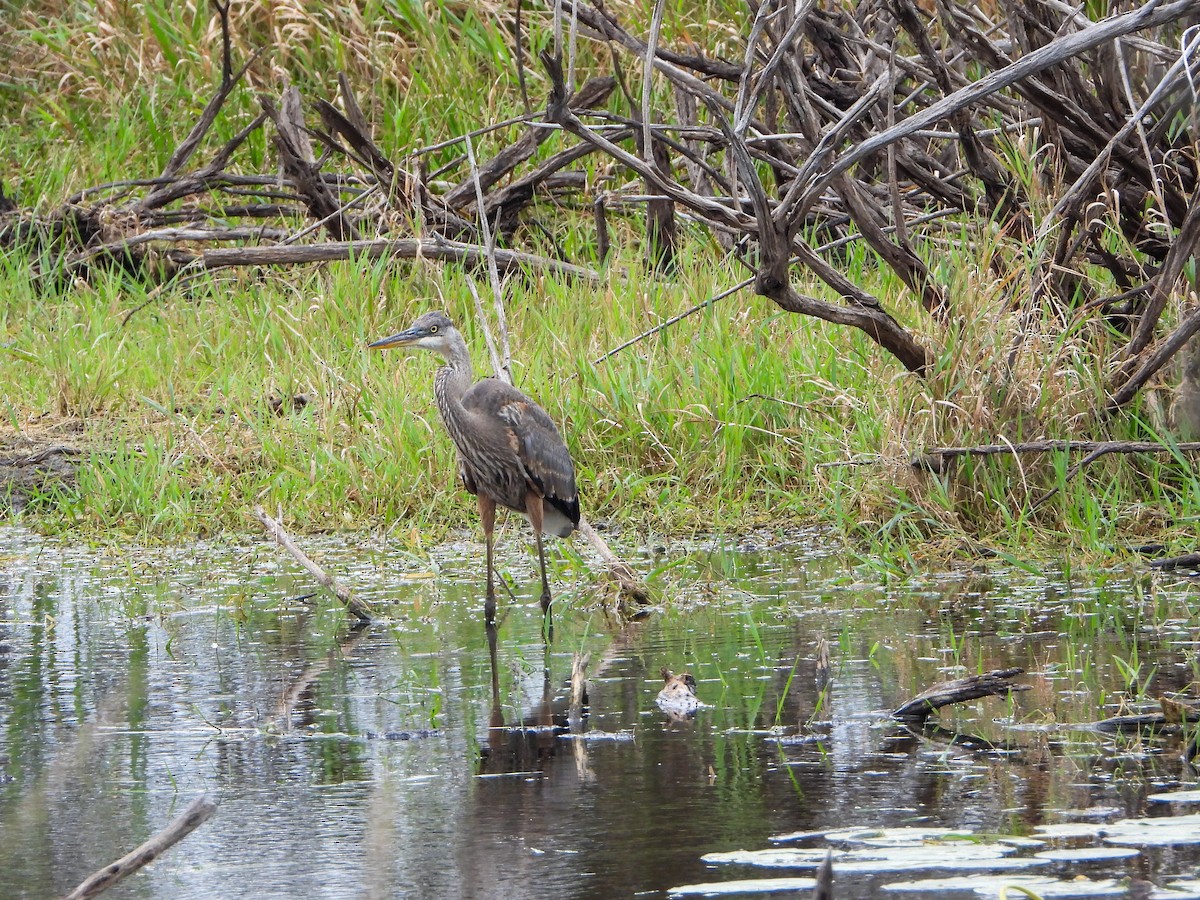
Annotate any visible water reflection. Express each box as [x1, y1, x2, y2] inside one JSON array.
[[1, 527, 1200, 897]]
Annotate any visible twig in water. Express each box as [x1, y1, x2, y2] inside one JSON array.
[[62, 793, 218, 900], [577, 518, 649, 605], [252, 506, 372, 623]]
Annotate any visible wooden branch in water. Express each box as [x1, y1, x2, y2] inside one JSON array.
[[891, 667, 1028, 724], [61, 793, 218, 900], [251, 506, 372, 623], [568, 651, 590, 728], [577, 517, 649, 605], [913, 439, 1200, 474]]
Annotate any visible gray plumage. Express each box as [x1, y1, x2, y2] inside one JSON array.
[[370, 311, 579, 621]]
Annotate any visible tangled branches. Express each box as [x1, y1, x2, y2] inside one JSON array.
[[3, 0, 1200, 410]]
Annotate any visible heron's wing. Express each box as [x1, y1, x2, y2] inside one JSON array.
[[463, 379, 579, 524]]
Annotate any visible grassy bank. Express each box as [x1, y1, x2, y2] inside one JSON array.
[[2, 1, 1198, 558]]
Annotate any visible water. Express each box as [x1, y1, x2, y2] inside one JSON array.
[[3, 525, 1200, 898]]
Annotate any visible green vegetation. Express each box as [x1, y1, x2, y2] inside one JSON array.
[[2, 0, 1198, 559]]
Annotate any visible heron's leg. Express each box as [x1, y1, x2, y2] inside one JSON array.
[[479, 495, 497, 625], [524, 491, 552, 615]]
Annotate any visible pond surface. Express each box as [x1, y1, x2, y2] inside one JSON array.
[[3, 525, 1200, 898]]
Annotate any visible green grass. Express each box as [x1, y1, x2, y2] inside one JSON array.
[[2, 1, 1199, 557]]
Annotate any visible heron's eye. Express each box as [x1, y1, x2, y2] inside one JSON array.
[[430, 325, 439, 334]]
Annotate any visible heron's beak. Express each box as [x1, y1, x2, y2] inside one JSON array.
[[368, 328, 421, 350]]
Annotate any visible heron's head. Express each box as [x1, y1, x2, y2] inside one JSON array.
[[368, 311, 458, 359]]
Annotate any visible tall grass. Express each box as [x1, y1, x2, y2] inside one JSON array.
[[2, 1, 1198, 555]]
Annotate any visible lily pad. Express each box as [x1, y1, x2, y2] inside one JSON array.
[[1148, 790, 1200, 804], [702, 844, 1044, 874], [1103, 813, 1200, 847], [1032, 823, 1110, 839], [996, 837, 1047, 850], [882, 874, 1128, 896], [1034, 846, 1139, 862], [701, 849, 838, 868], [836, 854, 1049, 875], [823, 826, 978, 846], [667, 877, 818, 896]]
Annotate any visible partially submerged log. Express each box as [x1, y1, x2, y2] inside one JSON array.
[[891, 667, 1029, 724], [1094, 696, 1200, 733], [1150, 552, 1200, 571]]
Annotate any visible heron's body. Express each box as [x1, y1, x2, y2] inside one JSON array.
[[370, 312, 579, 622]]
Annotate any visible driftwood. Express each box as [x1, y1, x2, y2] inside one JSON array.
[[61, 793, 217, 900], [1095, 696, 1200, 733], [891, 667, 1029, 724], [251, 505, 372, 623], [164, 237, 602, 282], [577, 518, 649, 605]]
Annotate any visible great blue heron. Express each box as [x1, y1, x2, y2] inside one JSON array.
[[369, 311, 580, 623]]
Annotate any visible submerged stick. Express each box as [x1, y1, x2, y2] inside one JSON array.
[[252, 506, 372, 623], [812, 850, 834, 900], [62, 793, 218, 900], [568, 651, 590, 729]]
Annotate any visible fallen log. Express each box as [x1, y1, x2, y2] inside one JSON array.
[[165, 236, 603, 283]]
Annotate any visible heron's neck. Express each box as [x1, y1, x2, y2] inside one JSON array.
[[432, 333, 474, 424]]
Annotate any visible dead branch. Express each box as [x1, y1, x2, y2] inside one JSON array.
[[892, 667, 1029, 724], [61, 793, 217, 900], [443, 75, 616, 210], [169, 237, 604, 282], [252, 506, 372, 623], [1095, 696, 1200, 732], [261, 88, 358, 241], [913, 439, 1200, 473], [9, 0, 1200, 428]]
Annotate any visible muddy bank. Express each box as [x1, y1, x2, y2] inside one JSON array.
[[0, 438, 78, 509]]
